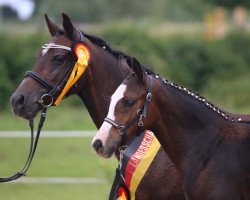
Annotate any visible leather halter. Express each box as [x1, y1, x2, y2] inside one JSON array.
[[104, 75, 153, 144]]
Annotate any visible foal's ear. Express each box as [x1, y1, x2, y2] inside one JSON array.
[[119, 56, 132, 80], [62, 13, 77, 40], [44, 14, 60, 36], [131, 57, 144, 83]]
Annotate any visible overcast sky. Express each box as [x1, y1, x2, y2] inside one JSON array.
[[0, 0, 34, 20]]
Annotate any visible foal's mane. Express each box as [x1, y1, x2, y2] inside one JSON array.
[[83, 32, 155, 75], [154, 74, 250, 124]]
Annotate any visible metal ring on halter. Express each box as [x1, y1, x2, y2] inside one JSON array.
[[37, 94, 54, 107], [118, 125, 126, 135], [146, 93, 152, 101], [137, 109, 142, 116]]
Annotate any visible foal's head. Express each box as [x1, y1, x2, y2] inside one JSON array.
[[92, 58, 156, 158], [11, 13, 93, 119]]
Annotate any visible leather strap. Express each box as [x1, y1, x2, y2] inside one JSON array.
[[25, 71, 53, 91]]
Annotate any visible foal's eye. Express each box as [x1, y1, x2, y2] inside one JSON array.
[[53, 54, 66, 64], [123, 99, 135, 107]]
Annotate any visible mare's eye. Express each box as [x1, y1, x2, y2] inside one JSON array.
[[124, 99, 135, 107], [53, 54, 66, 64]]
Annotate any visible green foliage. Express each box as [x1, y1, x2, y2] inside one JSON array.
[[152, 32, 250, 91], [204, 75, 250, 112], [156, 37, 213, 90], [100, 23, 164, 69], [33, 0, 212, 22], [163, 0, 212, 21], [0, 33, 48, 109], [0, 137, 115, 199]]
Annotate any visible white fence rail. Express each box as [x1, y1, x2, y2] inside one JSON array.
[[0, 131, 96, 138]]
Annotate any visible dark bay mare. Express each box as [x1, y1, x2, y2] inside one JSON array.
[[93, 57, 250, 200], [10, 14, 184, 199]]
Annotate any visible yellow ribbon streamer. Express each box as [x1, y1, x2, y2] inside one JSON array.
[[54, 44, 91, 106]]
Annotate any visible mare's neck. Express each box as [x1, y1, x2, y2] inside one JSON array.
[[150, 77, 224, 177], [77, 46, 124, 128]]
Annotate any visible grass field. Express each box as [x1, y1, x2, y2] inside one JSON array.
[[0, 137, 117, 200], [1, 184, 111, 200]]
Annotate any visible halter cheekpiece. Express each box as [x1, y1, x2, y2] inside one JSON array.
[[104, 75, 154, 144]]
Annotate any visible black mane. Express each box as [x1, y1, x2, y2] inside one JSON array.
[[83, 32, 155, 75]]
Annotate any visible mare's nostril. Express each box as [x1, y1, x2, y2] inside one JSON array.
[[17, 95, 25, 105], [92, 139, 103, 152], [16, 95, 24, 106]]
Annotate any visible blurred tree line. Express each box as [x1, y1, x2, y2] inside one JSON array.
[[210, 0, 250, 8], [1, 0, 250, 22], [31, 0, 212, 22], [30, 0, 250, 22]]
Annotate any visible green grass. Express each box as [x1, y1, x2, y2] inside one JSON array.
[[0, 138, 116, 178], [0, 137, 117, 200], [0, 102, 96, 131], [0, 184, 110, 200]]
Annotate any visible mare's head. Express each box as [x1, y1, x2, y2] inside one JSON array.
[[11, 13, 94, 119], [92, 58, 156, 158]]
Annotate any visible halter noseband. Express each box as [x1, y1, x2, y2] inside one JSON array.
[[104, 75, 153, 144]]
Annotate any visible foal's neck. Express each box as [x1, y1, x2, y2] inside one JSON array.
[[150, 77, 224, 175], [77, 47, 124, 128]]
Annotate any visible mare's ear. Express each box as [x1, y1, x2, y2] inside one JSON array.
[[119, 56, 132, 80], [62, 13, 77, 40], [44, 14, 60, 36], [131, 57, 144, 83]]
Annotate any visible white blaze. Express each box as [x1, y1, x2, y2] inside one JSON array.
[[107, 84, 127, 120], [92, 84, 127, 146]]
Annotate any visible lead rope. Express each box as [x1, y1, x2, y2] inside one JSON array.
[[0, 107, 47, 183]]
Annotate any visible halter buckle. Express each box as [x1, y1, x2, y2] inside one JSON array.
[[137, 109, 142, 116], [118, 125, 126, 135], [37, 94, 54, 107], [146, 93, 152, 102], [138, 114, 144, 127]]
